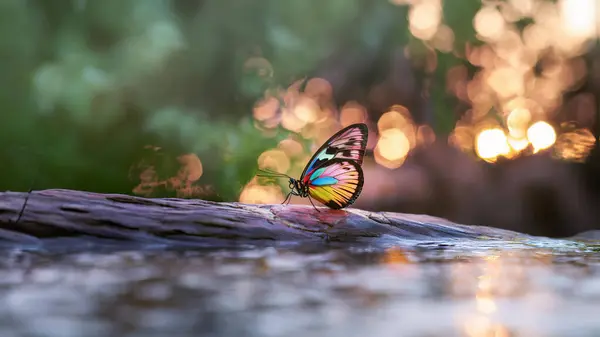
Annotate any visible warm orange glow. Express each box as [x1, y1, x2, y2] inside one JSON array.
[[554, 128, 596, 162], [245, 0, 597, 178], [523, 23, 552, 51], [506, 108, 531, 138], [408, 0, 442, 40], [449, 125, 474, 152], [442, 0, 597, 165], [476, 295, 497, 315], [132, 166, 161, 197], [378, 106, 412, 132], [474, 6, 506, 40], [258, 149, 290, 174], [253, 77, 337, 135], [340, 102, 367, 126], [253, 96, 279, 122], [176, 153, 203, 182], [466, 44, 495, 68], [292, 96, 319, 124], [508, 0, 535, 17], [527, 121, 556, 152], [460, 255, 513, 337], [507, 136, 529, 152], [304, 78, 333, 103], [239, 183, 284, 204], [375, 128, 410, 169], [476, 128, 510, 161], [303, 117, 335, 143], [560, 0, 597, 39], [504, 97, 543, 120], [463, 316, 511, 337], [281, 107, 306, 133], [131, 150, 211, 198], [382, 247, 410, 265], [278, 139, 304, 159], [487, 67, 524, 98], [378, 128, 411, 161]]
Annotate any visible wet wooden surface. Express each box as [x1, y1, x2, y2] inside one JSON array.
[[0, 189, 527, 250]]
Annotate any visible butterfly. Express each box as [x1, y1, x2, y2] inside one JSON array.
[[257, 123, 368, 210]]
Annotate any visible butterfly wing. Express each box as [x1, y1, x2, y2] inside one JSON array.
[[304, 159, 364, 209], [300, 123, 368, 179]]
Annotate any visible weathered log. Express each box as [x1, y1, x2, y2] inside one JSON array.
[[0, 189, 533, 250]]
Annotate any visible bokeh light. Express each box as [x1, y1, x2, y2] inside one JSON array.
[[292, 96, 319, 124], [176, 153, 203, 183], [258, 149, 291, 174], [449, 125, 475, 152], [253, 96, 280, 129], [408, 0, 443, 40], [278, 139, 304, 159], [507, 136, 530, 152], [239, 179, 284, 205], [240, 0, 599, 205], [554, 128, 596, 162], [131, 151, 211, 199], [378, 105, 412, 132], [375, 128, 411, 169], [527, 121, 557, 153], [281, 107, 307, 133], [560, 0, 597, 39], [473, 6, 506, 41], [506, 108, 532, 139], [476, 128, 511, 162], [340, 102, 368, 126]]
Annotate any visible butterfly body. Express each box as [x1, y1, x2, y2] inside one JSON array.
[[288, 177, 309, 198], [258, 123, 368, 210]]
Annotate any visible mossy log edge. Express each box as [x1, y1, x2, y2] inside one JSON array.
[[0, 189, 528, 249]]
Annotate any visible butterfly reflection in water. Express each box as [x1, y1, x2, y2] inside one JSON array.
[[257, 123, 368, 211]]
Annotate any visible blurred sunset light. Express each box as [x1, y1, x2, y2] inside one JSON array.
[[476, 129, 511, 162], [238, 0, 599, 203], [527, 121, 557, 153], [375, 128, 411, 169]]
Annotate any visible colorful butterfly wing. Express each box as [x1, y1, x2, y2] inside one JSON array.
[[300, 123, 368, 179], [304, 159, 364, 209]]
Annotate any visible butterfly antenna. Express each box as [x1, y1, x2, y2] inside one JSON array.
[[307, 195, 321, 213], [256, 168, 292, 179]]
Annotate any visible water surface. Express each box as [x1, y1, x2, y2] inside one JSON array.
[[1, 240, 599, 337]]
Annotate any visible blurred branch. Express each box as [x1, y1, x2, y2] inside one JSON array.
[[0, 189, 527, 249]]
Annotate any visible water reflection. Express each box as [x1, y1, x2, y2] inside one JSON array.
[[460, 254, 514, 337], [0, 245, 598, 336]]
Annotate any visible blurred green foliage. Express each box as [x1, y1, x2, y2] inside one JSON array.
[[4, 0, 590, 201], [0, 0, 407, 200]]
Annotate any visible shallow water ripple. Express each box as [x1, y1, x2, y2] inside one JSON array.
[[0, 242, 599, 337]]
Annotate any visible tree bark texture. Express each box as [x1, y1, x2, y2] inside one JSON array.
[[0, 189, 530, 250]]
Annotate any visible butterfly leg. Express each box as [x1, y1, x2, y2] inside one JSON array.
[[307, 195, 321, 213], [281, 191, 292, 206]]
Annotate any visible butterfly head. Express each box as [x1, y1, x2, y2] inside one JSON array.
[[288, 178, 308, 197]]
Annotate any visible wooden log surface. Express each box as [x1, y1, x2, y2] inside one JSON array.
[[0, 189, 535, 251]]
